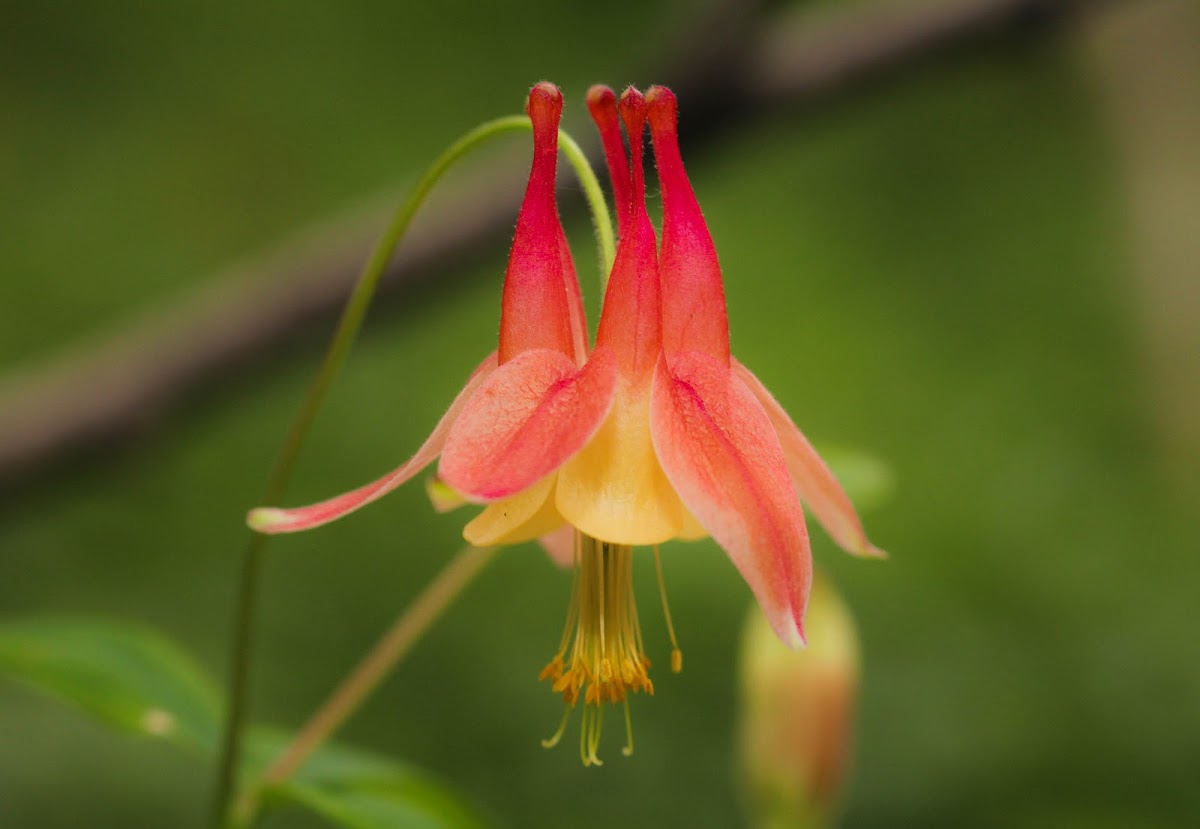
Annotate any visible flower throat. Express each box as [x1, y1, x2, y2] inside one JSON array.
[[539, 532, 682, 765]]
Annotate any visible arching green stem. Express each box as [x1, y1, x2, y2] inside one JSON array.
[[210, 116, 614, 829]]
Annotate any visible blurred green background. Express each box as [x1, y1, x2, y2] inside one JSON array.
[[2, 0, 1198, 827]]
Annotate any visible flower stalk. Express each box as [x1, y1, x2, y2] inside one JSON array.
[[230, 545, 497, 827]]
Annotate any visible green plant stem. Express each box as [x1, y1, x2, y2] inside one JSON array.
[[211, 533, 267, 829], [558, 127, 617, 280], [229, 545, 497, 827], [209, 116, 614, 829]]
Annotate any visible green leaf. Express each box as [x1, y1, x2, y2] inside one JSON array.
[[0, 615, 220, 752], [278, 783, 486, 829], [249, 729, 487, 829], [0, 616, 485, 826]]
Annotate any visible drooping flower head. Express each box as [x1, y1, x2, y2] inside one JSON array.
[[248, 82, 883, 765]]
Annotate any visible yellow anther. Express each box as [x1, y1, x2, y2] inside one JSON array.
[[539, 657, 564, 682], [621, 657, 636, 684]]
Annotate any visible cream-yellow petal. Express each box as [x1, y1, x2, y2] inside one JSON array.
[[676, 505, 708, 541], [463, 474, 564, 547], [556, 387, 686, 546]]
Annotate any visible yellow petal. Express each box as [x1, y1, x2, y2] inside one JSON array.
[[677, 505, 708, 541], [463, 474, 564, 547], [556, 386, 687, 545]]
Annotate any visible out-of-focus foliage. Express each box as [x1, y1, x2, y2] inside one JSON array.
[[0, 617, 220, 752], [2, 1, 1197, 828], [0, 617, 487, 828], [247, 730, 487, 829]]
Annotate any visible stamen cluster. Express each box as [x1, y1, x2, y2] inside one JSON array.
[[540, 536, 653, 707], [539, 534, 660, 764]]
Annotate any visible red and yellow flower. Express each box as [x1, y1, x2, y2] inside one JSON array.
[[249, 82, 882, 764]]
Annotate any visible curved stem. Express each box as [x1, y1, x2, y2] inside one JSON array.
[[558, 127, 617, 281], [210, 118, 614, 829], [211, 533, 268, 829]]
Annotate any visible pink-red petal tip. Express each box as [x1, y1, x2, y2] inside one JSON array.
[[861, 543, 889, 560], [587, 83, 631, 237], [618, 87, 648, 142], [526, 82, 563, 141], [586, 84, 617, 120], [645, 85, 678, 129], [527, 82, 562, 115], [246, 507, 294, 534], [790, 621, 808, 650], [619, 85, 647, 111]]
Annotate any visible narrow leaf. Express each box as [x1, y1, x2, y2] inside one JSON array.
[[0, 616, 220, 752], [249, 729, 487, 829]]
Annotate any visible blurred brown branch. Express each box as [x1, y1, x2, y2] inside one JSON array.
[[0, 0, 1085, 491], [1082, 0, 1200, 484]]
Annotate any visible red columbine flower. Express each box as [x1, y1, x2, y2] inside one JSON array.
[[248, 82, 882, 765]]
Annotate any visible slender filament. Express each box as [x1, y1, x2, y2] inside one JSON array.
[[654, 545, 683, 673]]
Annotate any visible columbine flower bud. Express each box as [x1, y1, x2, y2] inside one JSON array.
[[737, 573, 860, 829]]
